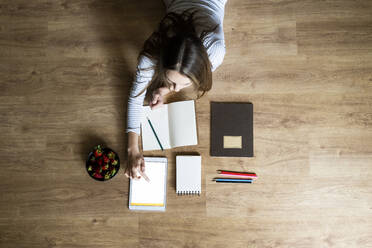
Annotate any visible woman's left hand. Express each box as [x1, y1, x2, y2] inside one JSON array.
[[150, 87, 171, 109]]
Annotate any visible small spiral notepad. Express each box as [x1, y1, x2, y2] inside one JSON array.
[[176, 155, 201, 195]]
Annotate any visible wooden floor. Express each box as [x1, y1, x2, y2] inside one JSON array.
[[1, 0, 372, 247]]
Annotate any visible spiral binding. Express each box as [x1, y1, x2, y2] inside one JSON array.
[[177, 191, 201, 196]]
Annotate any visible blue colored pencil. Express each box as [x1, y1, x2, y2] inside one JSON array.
[[146, 117, 164, 151], [213, 178, 253, 183]]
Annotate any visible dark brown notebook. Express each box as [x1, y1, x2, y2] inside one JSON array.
[[210, 102, 253, 157]]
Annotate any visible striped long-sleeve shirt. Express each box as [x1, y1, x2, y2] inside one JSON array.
[[127, 0, 227, 134]]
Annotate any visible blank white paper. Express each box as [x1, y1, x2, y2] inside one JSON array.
[[130, 161, 166, 206], [168, 100, 198, 148]]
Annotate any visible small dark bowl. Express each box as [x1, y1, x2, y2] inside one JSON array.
[[86, 146, 120, 181]]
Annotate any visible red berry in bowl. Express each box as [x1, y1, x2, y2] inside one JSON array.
[[103, 156, 109, 163], [93, 173, 103, 179]]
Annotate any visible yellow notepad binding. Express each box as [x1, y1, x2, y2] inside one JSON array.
[[130, 203, 164, 206]]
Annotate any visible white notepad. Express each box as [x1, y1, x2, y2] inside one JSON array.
[[141, 100, 198, 151], [176, 155, 201, 195], [129, 157, 167, 211]]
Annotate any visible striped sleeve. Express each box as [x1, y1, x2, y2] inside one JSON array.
[[207, 39, 226, 72], [204, 24, 226, 72], [126, 55, 155, 135]]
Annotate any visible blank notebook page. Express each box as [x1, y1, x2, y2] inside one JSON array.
[[141, 106, 170, 151], [176, 156, 201, 195], [130, 161, 166, 206]]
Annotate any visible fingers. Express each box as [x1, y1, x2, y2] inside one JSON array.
[[139, 158, 150, 182], [150, 87, 172, 110], [126, 162, 139, 180], [150, 96, 164, 110], [139, 170, 150, 182], [125, 166, 134, 179], [140, 158, 145, 173], [131, 166, 139, 180], [125, 152, 144, 180], [150, 94, 160, 109], [129, 157, 142, 180], [135, 158, 144, 179], [151, 93, 160, 105]]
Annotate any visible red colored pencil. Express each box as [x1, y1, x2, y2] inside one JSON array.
[[217, 170, 258, 178]]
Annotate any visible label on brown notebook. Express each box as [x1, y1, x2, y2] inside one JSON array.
[[223, 136, 242, 148], [210, 102, 253, 157]]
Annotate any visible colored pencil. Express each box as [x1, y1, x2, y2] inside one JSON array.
[[146, 117, 164, 151], [217, 170, 257, 178], [213, 178, 253, 183]]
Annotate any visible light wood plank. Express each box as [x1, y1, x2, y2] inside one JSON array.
[[0, 0, 372, 247]]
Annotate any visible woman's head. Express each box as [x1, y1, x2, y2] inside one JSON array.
[[137, 10, 217, 99]]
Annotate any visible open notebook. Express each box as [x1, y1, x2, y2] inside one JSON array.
[[129, 157, 167, 211], [141, 100, 198, 151], [176, 155, 201, 195]]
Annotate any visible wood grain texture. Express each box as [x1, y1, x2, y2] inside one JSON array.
[[0, 0, 372, 247]]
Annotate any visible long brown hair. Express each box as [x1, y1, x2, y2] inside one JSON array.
[[136, 9, 218, 100]]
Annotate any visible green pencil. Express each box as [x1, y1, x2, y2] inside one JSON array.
[[146, 117, 164, 151]]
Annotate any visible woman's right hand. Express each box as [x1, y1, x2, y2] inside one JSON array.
[[125, 147, 145, 179]]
